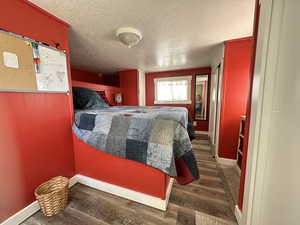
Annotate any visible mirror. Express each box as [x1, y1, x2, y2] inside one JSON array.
[[195, 74, 209, 120]]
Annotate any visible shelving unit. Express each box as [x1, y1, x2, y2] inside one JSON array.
[[237, 116, 246, 170]]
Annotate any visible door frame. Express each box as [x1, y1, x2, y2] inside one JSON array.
[[240, 0, 286, 224], [213, 64, 221, 145], [214, 58, 224, 158]]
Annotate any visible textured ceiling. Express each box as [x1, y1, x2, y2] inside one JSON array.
[[28, 0, 255, 73]]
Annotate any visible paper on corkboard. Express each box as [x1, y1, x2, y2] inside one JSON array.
[[0, 32, 37, 91]]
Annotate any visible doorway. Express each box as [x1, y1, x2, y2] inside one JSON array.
[[213, 64, 221, 145]]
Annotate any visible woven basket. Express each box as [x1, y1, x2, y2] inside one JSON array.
[[35, 176, 69, 216]]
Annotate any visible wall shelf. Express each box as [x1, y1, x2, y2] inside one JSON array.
[[237, 116, 246, 169]]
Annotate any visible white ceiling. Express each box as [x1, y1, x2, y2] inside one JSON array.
[[29, 0, 255, 73]]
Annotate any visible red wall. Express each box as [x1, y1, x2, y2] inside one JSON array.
[[0, 0, 75, 222], [71, 68, 103, 84], [71, 68, 120, 87], [146, 68, 211, 131], [101, 72, 120, 87], [72, 81, 122, 105], [119, 70, 139, 106], [218, 37, 254, 159]]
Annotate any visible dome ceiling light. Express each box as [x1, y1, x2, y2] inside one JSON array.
[[116, 27, 142, 48]]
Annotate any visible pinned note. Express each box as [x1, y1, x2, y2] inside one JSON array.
[[3, 51, 19, 69]]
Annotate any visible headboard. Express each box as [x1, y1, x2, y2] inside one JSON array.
[[72, 80, 122, 105]]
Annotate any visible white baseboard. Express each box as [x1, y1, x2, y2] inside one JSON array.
[[1, 174, 173, 225], [216, 155, 237, 166], [1, 176, 78, 225], [74, 174, 174, 211], [69, 175, 79, 187], [235, 205, 243, 225], [1, 201, 40, 225]]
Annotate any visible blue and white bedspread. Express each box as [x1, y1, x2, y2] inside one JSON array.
[[73, 106, 199, 184]]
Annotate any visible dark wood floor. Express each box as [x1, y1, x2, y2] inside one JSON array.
[[22, 135, 237, 225], [220, 164, 241, 206]]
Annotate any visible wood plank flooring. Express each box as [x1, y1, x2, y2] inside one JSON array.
[[22, 135, 237, 225], [219, 164, 241, 206]]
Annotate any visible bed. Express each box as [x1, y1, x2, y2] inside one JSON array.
[[71, 81, 198, 210]]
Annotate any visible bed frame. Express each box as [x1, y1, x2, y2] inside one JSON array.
[[71, 81, 173, 210]]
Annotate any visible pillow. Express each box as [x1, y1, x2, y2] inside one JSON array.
[[96, 91, 112, 106], [72, 87, 109, 110]]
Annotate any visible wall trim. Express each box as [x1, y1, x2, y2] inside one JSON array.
[[1, 174, 173, 225], [1, 201, 40, 225], [235, 205, 243, 225], [241, 1, 277, 225], [74, 174, 174, 211], [216, 155, 237, 166], [1, 176, 78, 225]]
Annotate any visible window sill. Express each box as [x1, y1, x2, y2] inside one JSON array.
[[154, 100, 192, 105]]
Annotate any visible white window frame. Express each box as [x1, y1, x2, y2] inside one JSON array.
[[154, 76, 192, 104]]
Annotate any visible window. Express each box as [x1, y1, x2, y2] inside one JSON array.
[[154, 76, 192, 104]]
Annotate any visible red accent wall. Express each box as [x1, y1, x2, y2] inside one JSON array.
[[218, 37, 254, 159], [72, 81, 122, 105], [119, 70, 139, 106], [71, 68, 103, 84], [72, 68, 120, 87], [145, 68, 211, 131], [101, 72, 120, 87], [238, 0, 260, 211], [0, 0, 74, 222]]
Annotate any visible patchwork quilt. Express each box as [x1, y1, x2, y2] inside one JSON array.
[[73, 106, 199, 184]]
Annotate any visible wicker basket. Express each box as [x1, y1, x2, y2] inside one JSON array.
[[35, 176, 69, 216]]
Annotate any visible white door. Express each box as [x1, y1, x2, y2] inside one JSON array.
[[214, 60, 224, 157], [243, 0, 300, 224], [208, 64, 222, 145]]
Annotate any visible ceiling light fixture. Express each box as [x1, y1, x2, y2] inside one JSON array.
[[116, 27, 142, 48]]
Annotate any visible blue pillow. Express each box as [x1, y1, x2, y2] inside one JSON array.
[[72, 87, 109, 110]]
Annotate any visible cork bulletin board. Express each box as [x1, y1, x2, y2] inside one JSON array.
[[0, 32, 37, 91], [0, 30, 69, 93]]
